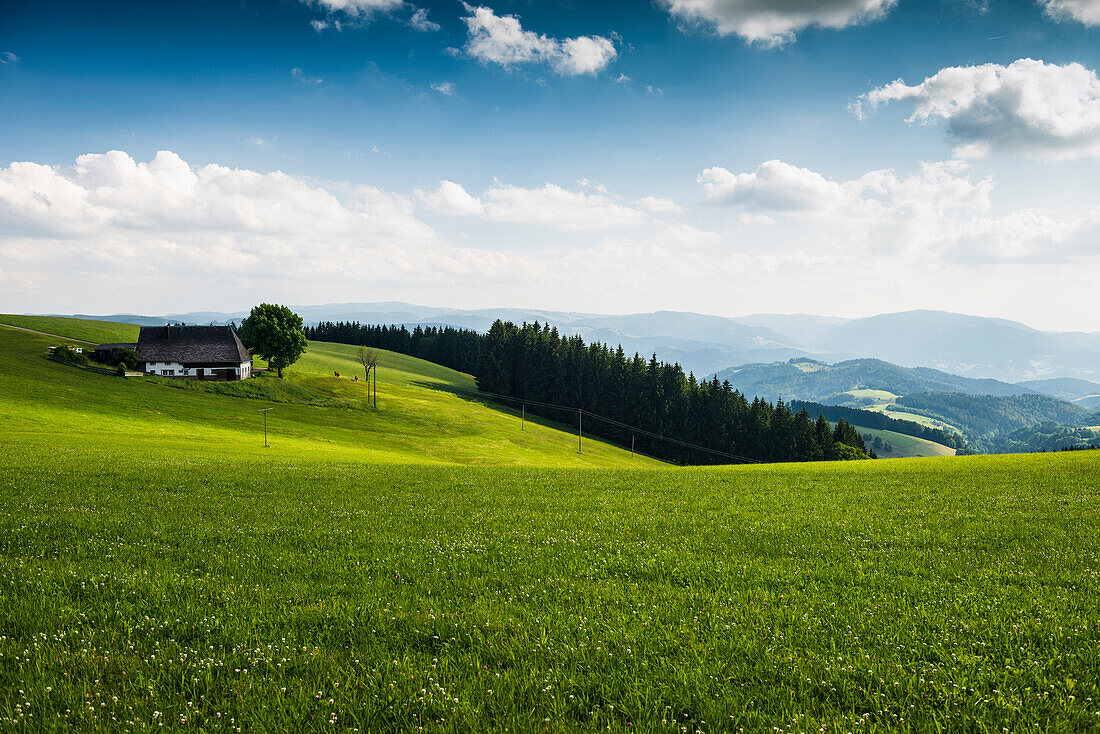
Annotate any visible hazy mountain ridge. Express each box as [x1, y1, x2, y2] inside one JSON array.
[[714, 357, 1034, 403], [1017, 377, 1100, 409], [45, 302, 1100, 382]]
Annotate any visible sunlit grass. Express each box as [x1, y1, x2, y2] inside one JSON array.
[[1, 317, 1098, 731]]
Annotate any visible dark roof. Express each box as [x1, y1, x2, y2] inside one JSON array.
[[94, 343, 138, 350], [137, 326, 250, 364]]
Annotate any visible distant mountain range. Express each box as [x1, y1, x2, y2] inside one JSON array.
[[714, 357, 1034, 404], [56, 303, 1100, 383]]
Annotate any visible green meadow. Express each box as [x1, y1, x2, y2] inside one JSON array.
[[0, 316, 650, 468], [1, 316, 1098, 732], [852, 426, 956, 459]]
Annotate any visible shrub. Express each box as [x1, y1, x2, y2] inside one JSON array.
[[830, 443, 870, 461], [54, 345, 89, 365], [115, 348, 140, 370]]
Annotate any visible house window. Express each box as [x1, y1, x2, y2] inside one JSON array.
[[162, 369, 173, 376]]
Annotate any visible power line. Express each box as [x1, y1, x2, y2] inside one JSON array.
[[419, 382, 762, 464]]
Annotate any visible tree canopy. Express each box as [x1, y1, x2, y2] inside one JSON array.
[[307, 318, 871, 465], [238, 303, 307, 378]]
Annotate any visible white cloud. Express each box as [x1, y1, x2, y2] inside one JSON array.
[[301, 0, 436, 31], [430, 81, 456, 96], [615, 73, 632, 85], [461, 4, 618, 76], [0, 52, 18, 64], [0, 150, 456, 296], [699, 159, 1009, 255], [408, 8, 440, 31], [695, 158, 1100, 264], [853, 58, 1100, 160], [633, 196, 685, 214], [0, 151, 432, 241], [483, 184, 647, 228], [552, 36, 618, 75], [304, 0, 404, 14], [1038, 0, 1100, 25], [417, 180, 653, 229], [699, 159, 846, 211], [417, 180, 485, 216], [291, 67, 323, 84], [2, 153, 1098, 331], [658, 0, 896, 46]]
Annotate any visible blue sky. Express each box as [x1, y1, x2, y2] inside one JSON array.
[[1, 0, 1099, 329]]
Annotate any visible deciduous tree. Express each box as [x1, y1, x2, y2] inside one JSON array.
[[238, 303, 307, 378]]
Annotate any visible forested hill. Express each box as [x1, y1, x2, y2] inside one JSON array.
[[715, 358, 1030, 403], [789, 400, 966, 450], [307, 319, 872, 465], [896, 393, 1090, 436]]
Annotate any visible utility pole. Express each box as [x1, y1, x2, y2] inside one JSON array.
[[578, 409, 582, 453], [258, 407, 273, 448], [373, 362, 377, 409], [631, 434, 634, 458], [521, 404, 525, 430]]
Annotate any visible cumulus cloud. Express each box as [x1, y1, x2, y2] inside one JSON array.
[[658, 0, 896, 46], [0, 150, 482, 301], [417, 180, 653, 229], [698, 157, 1100, 264], [853, 58, 1100, 160], [0, 151, 433, 242], [1038, 0, 1100, 25], [0, 52, 19, 64], [633, 196, 685, 214], [430, 81, 456, 96], [461, 4, 617, 76], [417, 180, 484, 216], [699, 160, 846, 211], [408, 8, 440, 31]]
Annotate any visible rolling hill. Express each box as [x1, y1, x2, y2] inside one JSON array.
[[4, 317, 1100, 731], [1017, 377, 1100, 409], [47, 302, 1100, 382], [714, 357, 1031, 404], [0, 315, 656, 469]]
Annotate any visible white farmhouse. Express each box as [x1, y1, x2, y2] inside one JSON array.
[[137, 325, 253, 381]]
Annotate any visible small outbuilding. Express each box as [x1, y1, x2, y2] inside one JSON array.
[[93, 343, 138, 364], [136, 325, 253, 381]]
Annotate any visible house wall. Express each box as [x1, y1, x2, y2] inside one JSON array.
[[143, 362, 252, 380]]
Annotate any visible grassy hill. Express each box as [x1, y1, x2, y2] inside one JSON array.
[[2, 315, 1098, 731], [0, 315, 655, 469], [854, 425, 956, 458]]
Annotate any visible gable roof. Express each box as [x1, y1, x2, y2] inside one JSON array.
[[137, 325, 250, 364]]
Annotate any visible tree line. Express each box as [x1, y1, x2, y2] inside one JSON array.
[[789, 400, 967, 450], [305, 322, 482, 374], [475, 320, 871, 464], [305, 319, 871, 465]]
